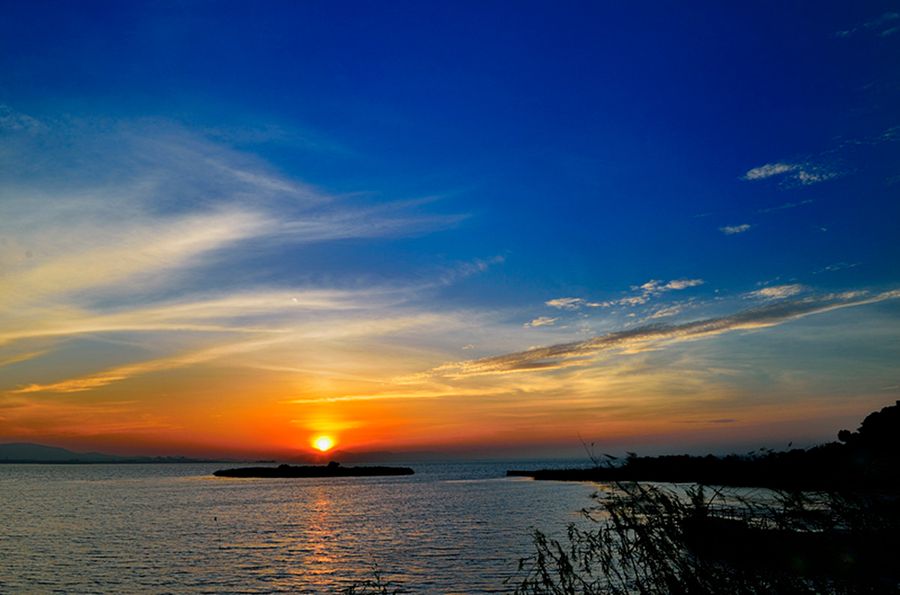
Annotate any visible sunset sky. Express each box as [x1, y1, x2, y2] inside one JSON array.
[[2, 2, 899, 459]]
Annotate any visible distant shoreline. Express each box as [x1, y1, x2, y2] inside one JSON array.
[[509, 401, 900, 493]]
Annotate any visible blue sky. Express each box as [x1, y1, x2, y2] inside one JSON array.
[[1, 2, 899, 458]]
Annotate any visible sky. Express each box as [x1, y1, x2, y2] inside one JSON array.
[[1, 1, 899, 460]]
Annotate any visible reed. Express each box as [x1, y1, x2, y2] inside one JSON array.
[[513, 482, 900, 595], [341, 566, 405, 595]]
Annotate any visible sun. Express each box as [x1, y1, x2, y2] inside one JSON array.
[[313, 436, 335, 452]]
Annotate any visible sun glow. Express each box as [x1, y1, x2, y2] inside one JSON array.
[[313, 436, 335, 452]]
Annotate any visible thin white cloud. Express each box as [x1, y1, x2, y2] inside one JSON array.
[[720, 224, 752, 235], [742, 162, 837, 187], [525, 317, 558, 328], [546, 298, 584, 310], [745, 285, 805, 300], [545, 297, 602, 311], [600, 278, 705, 308], [650, 305, 683, 319], [651, 279, 705, 292], [743, 163, 797, 180]]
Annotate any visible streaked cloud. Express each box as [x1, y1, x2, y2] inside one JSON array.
[[284, 386, 514, 404], [6, 307, 465, 394], [0, 287, 414, 346], [10, 336, 288, 394], [0, 351, 49, 368], [758, 200, 813, 214], [417, 289, 900, 378]]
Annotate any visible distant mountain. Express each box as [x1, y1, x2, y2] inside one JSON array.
[[0, 442, 221, 463], [0, 442, 451, 464], [0, 442, 124, 462]]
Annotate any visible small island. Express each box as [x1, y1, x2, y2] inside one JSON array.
[[213, 461, 414, 478]]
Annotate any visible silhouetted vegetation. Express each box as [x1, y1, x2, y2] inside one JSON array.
[[514, 482, 900, 594], [512, 402, 900, 594], [213, 461, 414, 478], [510, 401, 900, 491]]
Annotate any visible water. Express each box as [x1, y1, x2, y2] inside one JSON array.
[[0, 461, 598, 594]]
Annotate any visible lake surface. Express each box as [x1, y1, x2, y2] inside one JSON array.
[[1, 461, 598, 594]]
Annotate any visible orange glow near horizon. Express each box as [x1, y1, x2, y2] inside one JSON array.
[[313, 436, 335, 452]]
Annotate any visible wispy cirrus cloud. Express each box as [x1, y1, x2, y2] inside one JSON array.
[[836, 12, 900, 37], [758, 200, 814, 214], [438, 255, 506, 285], [0, 287, 417, 346], [0, 109, 462, 305], [0, 108, 477, 399], [415, 289, 900, 378]]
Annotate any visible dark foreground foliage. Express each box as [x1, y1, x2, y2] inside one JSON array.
[[514, 482, 900, 595]]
